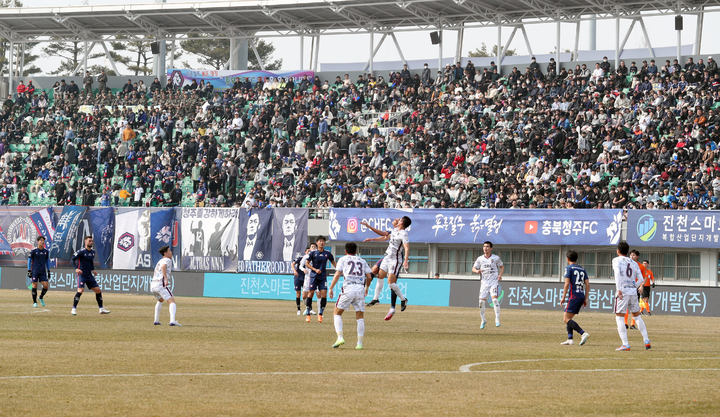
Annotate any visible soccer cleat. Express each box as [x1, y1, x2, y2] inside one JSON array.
[[296, 310, 302, 315], [384, 310, 394, 321], [480, 320, 486, 329], [629, 325, 637, 330], [355, 344, 363, 350], [99, 308, 111, 314], [153, 322, 162, 325], [400, 298, 408, 312], [561, 339, 574, 345], [645, 339, 651, 350], [579, 333, 590, 346], [625, 324, 629, 329], [318, 314, 323, 323], [33, 303, 37, 308], [366, 299, 379, 306], [302, 309, 309, 315], [332, 337, 345, 348], [71, 308, 77, 316], [616, 345, 631, 351], [647, 311, 652, 316], [305, 314, 311, 323], [169, 322, 182, 326], [495, 321, 501, 327], [40, 299, 45, 307], [310, 310, 317, 315]]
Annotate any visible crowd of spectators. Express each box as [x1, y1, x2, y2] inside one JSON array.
[[3, 54, 720, 212]]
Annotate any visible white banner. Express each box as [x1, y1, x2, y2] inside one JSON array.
[[113, 210, 140, 270]]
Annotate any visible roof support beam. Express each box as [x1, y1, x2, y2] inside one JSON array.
[[638, 17, 654, 58], [100, 41, 121, 76], [363, 32, 387, 72], [520, 25, 533, 57], [694, 8, 703, 56], [499, 26, 517, 65], [390, 32, 408, 67], [619, 18, 637, 52]]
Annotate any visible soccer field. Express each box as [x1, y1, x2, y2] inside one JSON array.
[[1, 289, 718, 416]]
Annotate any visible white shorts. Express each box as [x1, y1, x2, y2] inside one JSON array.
[[302, 274, 312, 292], [380, 255, 402, 277], [151, 284, 173, 301], [614, 291, 640, 314], [479, 281, 500, 301], [335, 287, 365, 312]]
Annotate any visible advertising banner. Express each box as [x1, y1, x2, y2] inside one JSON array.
[[89, 207, 114, 269], [270, 208, 309, 270], [627, 210, 720, 248], [180, 207, 239, 272], [328, 208, 623, 246], [50, 206, 87, 260], [237, 208, 274, 273], [167, 68, 314, 91]]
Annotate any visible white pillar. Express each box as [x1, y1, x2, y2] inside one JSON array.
[[615, 15, 620, 68], [455, 25, 464, 64], [369, 29, 374, 75], [589, 15, 596, 50], [158, 40, 166, 85], [573, 22, 581, 61], [313, 35, 320, 72], [496, 23, 501, 68], [299, 35, 304, 70], [169, 38, 175, 70], [83, 40, 88, 74], [437, 28, 442, 71], [694, 11, 704, 56], [8, 40, 13, 94], [676, 15, 682, 64], [555, 19, 561, 71]]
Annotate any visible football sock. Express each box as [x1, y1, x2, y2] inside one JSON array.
[[334, 315, 343, 337], [31, 288, 37, 303], [568, 319, 584, 335], [480, 300, 487, 322], [73, 292, 82, 308], [95, 293, 103, 308], [493, 300, 500, 321], [154, 301, 162, 322], [634, 316, 649, 340], [566, 322, 574, 339], [295, 297, 301, 310], [169, 303, 177, 323], [373, 279, 383, 300], [616, 316, 629, 345], [388, 282, 405, 301], [357, 318, 365, 343], [40, 288, 47, 299], [390, 291, 397, 308], [319, 297, 327, 315], [305, 297, 313, 314], [624, 311, 629, 325]]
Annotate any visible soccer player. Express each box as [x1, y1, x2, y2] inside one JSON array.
[[71, 236, 110, 315], [151, 245, 181, 326], [300, 243, 318, 316], [626, 250, 649, 329], [641, 259, 655, 315], [365, 256, 404, 312], [361, 216, 411, 321], [472, 241, 504, 328], [612, 242, 651, 351], [559, 250, 590, 346], [292, 245, 312, 315], [305, 236, 336, 323], [329, 242, 372, 349], [28, 236, 51, 307]]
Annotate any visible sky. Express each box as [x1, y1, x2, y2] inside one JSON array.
[[19, 0, 720, 75]]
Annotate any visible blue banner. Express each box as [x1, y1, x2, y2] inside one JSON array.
[[627, 210, 720, 248], [150, 209, 174, 267], [0, 229, 13, 254], [167, 68, 314, 90], [328, 208, 623, 246], [29, 208, 56, 249], [89, 207, 114, 269], [49, 206, 87, 260]]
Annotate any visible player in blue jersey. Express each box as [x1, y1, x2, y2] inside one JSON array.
[[292, 245, 313, 315], [28, 236, 51, 307], [560, 250, 590, 346], [71, 236, 110, 315], [305, 236, 337, 323]]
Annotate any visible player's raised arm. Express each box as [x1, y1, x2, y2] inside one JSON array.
[[360, 221, 390, 237]]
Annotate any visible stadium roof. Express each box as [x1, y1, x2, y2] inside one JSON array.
[[1, 0, 719, 42]]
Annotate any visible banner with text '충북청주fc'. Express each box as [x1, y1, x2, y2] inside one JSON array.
[[328, 209, 623, 246], [180, 207, 239, 272], [626, 209, 720, 248]]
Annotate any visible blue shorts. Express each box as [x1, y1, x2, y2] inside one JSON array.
[[565, 296, 585, 315], [308, 276, 327, 292], [294, 275, 305, 292], [31, 273, 48, 283], [77, 274, 99, 289]]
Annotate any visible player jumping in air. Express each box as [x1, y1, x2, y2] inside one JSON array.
[[71, 236, 110, 315], [365, 256, 403, 312], [361, 216, 411, 321], [28, 236, 51, 307], [305, 236, 336, 323], [560, 250, 590, 346], [613, 242, 651, 351], [329, 242, 372, 350], [472, 241, 504, 328], [152, 245, 181, 326]]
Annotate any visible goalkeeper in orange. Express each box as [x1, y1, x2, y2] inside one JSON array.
[[625, 250, 652, 329]]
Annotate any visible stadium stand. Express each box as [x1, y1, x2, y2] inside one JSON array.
[[2, 55, 720, 212]]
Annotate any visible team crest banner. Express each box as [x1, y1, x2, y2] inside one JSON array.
[[237, 208, 273, 273], [150, 209, 175, 267], [90, 207, 115, 269], [50, 206, 88, 260], [270, 208, 309, 273], [113, 210, 140, 270], [180, 207, 239, 272]]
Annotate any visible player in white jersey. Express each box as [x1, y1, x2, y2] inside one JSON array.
[[361, 216, 411, 321], [612, 242, 650, 351], [151, 245, 181, 326], [471, 241, 504, 328], [329, 242, 372, 349], [300, 243, 318, 315]]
